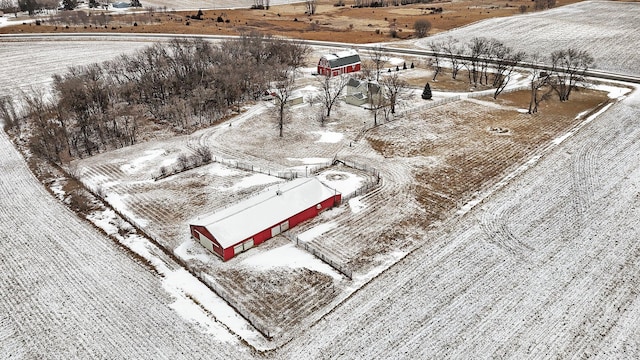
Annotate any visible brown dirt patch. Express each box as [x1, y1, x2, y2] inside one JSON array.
[[1, 0, 582, 43], [367, 87, 610, 221]]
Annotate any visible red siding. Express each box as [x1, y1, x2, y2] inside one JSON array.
[[253, 228, 272, 245], [318, 63, 360, 77], [223, 247, 234, 261]]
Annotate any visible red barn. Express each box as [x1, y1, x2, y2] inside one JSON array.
[[317, 50, 361, 77], [190, 177, 341, 261]]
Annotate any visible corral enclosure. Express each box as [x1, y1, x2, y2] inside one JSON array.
[[1, 0, 640, 357]]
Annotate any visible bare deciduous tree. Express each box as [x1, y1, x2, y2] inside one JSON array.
[[550, 48, 594, 102], [369, 46, 388, 82], [466, 37, 489, 86], [380, 72, 410, 115], [413, 19, 431, 38], [492, 44, 525, 99], [442, 37, 463, 80], [534, 0, 556, 11], [271, 66, 296, 137], [317, 73, 349, 120], [0, 95, 20, 133], [527, 54, 553, 114], [428, 41, 443, 81], [367, 81, 385, 126], [0, 0, 19, 15], [305, 0, 317, 15]]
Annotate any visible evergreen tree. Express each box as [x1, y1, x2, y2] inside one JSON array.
[[63, 0, 78, 10], [421, 82, 432, 100], [18, 0, 38, 15]]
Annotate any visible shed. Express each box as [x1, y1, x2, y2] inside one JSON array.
[[318, 50, 361, 77], [190, 177, 341, 261]]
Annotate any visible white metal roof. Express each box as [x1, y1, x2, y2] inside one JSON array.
[[323, 50, 361, 68], [191, 177, 339, 249]]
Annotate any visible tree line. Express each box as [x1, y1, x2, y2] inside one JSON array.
[[429, 37, 594, 112], [0, 34, 308, 163]]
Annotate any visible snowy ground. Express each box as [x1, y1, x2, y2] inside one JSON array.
[[411, 1, 640, 77], [0, 131, 241, 359], [0, 37, 154, 105], [2, 1, 640, 357], [283, 83, 640, 359]]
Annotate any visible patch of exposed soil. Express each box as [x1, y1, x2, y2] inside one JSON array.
[[0, 0, 583, 43]]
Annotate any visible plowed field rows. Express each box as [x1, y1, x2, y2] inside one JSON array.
[[0, 131, 231, 358], [416, 1, 640, 77], [282, 89, 640, 359]]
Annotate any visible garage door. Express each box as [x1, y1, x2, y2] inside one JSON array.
[[271, 225, 281, 237], [234, 243, 243, 255], [196, 230, 214, 253]]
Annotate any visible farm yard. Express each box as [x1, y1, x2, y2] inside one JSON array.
[[1, 0, 640, 358]]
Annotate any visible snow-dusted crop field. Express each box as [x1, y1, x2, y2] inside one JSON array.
[[282, 85, 640, 359], [2, 1, 640, 357], [0, 131, 244, 358], [0, 37, 155, 101], [414, 1, 640, 76]]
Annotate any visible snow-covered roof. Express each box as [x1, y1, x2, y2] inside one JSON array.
[[322, 50, 361, 69], [192, 177, 339, 248]]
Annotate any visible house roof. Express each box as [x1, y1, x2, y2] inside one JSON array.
[[347, 77, 361, 88], [323, 50, 361, 69], [191, 177, 339, 249], [347, 78, 381, 95]]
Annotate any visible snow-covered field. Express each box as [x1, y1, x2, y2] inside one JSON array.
[[283, 83, 640, 359], [2, 1, 640, 357], [0, 37, 153, 102], [0, 133, 241, 358], [413, 1, 640, 77]]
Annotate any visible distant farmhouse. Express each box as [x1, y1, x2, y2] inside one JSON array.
[[190, 177, 341, 261], [112, 2, 130, 8], [317, 50, 361, 77]]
